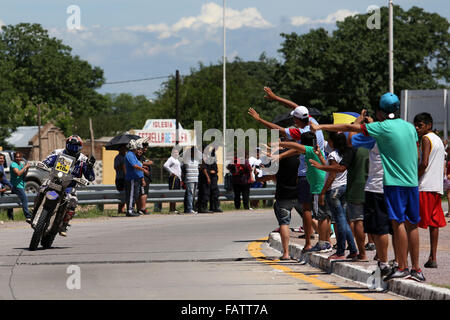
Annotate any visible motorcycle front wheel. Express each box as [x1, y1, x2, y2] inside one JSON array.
[[29, 209, 49, 251]]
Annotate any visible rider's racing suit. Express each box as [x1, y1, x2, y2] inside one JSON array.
[[39, 149, 96, 231]]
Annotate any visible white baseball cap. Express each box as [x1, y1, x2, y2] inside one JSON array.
[[290, 106, 309, 120]]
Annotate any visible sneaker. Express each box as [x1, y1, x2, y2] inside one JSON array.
[[309, 243, 322, 252], [365, 243, 376, 251], [389, 259, 399, 268], [248, 207, 254, 211], [319, 242, 333, 253], [126, 212, 140, 217], [409, 269, 426, 282], [383, 268, 410, 281], [378, 262, 392, 277], [328, 252, 346, 261], [25, 218, 32, 225], [185, 210, 197, 214], [330, 232, 336, 239]]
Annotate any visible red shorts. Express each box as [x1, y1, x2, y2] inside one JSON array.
[[418, 192, 447, 229]]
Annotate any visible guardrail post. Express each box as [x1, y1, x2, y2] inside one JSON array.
[[96, 204, 104, 212], [154, 202, 162, 212]]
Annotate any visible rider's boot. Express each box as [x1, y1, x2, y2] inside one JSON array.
[[59, 210, 75, 237]]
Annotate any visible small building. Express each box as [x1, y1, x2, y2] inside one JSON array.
[[5, 123, 66, 160]]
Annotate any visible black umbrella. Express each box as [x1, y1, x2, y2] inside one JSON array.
[[105, 134, 141, 150], [272, 107, 322, 127]]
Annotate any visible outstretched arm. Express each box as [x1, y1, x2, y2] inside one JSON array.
[[309, 109, 370, 133], [310, 121, 363, 133], [248, 108, 287, 137], [309, 159, 347, 173], [264, 87, 298, 110], [278, 141, 306, 154]]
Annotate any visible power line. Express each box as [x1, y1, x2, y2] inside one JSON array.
[[103, 75, 171, 85]]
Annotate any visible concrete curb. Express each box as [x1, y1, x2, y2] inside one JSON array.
[[268, 232, 450, 300]]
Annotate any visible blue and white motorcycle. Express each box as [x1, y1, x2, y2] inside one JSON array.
[[29, 153, 88, 251]]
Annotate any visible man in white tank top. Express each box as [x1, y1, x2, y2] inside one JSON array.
[[414, 113, 447, 269]]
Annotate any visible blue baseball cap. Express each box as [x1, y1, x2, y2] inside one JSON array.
[[379, 92, 400, 113]]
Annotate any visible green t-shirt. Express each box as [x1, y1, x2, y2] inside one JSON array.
[[10, 161, 26, 189], [365, 118, 418, 187], [346, 147, 369, 203], [304, 146, 327, 194]]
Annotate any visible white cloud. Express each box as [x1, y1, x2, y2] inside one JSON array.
[[291, 9, 358, 26], [132, 38, 191, 57], [126, 2, 272, 39]]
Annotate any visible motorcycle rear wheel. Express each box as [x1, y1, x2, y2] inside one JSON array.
[[41, 232, 57, 249]]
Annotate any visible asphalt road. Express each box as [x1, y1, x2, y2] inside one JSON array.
[[0, 209, 405, 300]]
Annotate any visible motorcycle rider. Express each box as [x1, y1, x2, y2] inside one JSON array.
[[36, 135, 96, 236]]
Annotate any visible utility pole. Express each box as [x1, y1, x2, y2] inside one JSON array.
[[389, 0, 394, 93], [175, 70, 180, 146], [222, 0, 227, 178]]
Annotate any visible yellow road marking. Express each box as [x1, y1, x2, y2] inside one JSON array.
[[248, 237, 374, 300]]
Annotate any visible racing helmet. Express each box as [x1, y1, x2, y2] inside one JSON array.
[[65, 135, 83, 157]]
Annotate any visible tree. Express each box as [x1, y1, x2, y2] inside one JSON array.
[[272, 5, 449, 117], [0, 23, 107, 142], [148, 55, 278, 135], [75, 93, 153, 139]]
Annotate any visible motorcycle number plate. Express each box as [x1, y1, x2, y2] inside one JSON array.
[[55, 157, 73, 174]]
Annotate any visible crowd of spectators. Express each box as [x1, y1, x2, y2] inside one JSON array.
[[247, 87, 448, 283]]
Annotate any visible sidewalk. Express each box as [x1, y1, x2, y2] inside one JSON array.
[[268, 213, 450, 300]]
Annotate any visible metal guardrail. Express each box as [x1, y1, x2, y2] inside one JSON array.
[[0, 184, 276, 209]]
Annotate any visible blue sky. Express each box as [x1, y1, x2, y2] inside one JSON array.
[[1, 1, 448, 98]]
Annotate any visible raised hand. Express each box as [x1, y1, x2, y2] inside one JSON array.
[[248, 107, 261, 121], [263, 87, 277, 101], [309, 159, 320, 168]]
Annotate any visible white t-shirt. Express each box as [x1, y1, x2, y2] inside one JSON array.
[[248, 156, 263, 178], [365, 143, 384, 194], [163, 156, 182, 179], [327, 150, 347, 190], [419, 132, 445, 194]]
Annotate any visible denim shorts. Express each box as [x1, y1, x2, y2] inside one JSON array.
[[274, 198, 298, 226], [347, 202, 364, 222], [312, 194, 331, 221]]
